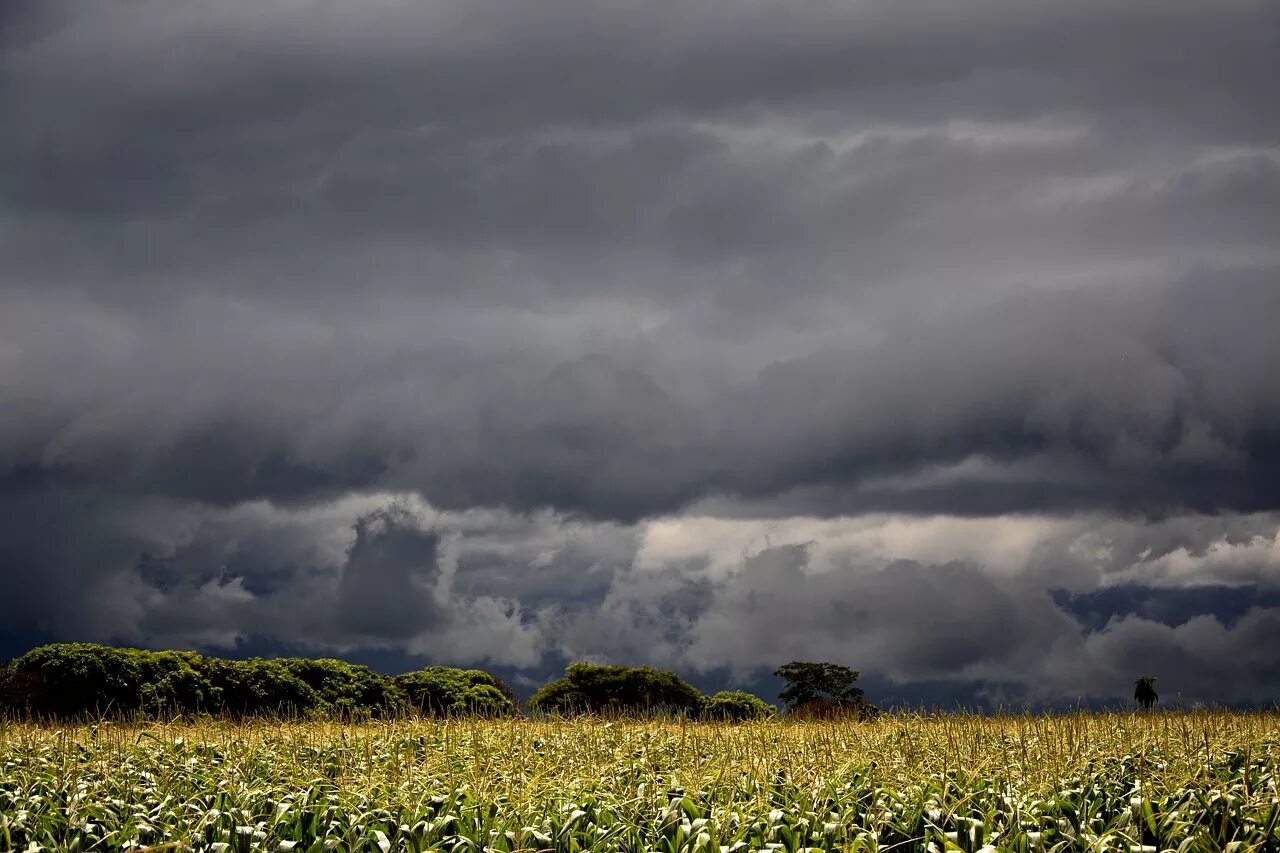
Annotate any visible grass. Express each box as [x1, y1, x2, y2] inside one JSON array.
[[3, 710, 1280, 851]]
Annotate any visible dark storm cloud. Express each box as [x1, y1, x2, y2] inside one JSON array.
[[334, 505, 444, 638], [3, 0, 1277, 283], [0, 495, 549, 662], [1056, 585, 1280, 633], [2, 269, 1276, 520], [6, 1, 1277, 146], [3, 485, 1280, 703], [2, 0, 1279, 702], [724, 267, 1280, 517]]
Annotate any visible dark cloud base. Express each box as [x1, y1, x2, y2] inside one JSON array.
[[1056, 585, 1280, 635]]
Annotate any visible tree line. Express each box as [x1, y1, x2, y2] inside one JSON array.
[[0, 643, 877, 721], [0, 644, 516, 719]]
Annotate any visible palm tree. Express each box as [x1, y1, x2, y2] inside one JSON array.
[[1133, 676, 1158, 709]]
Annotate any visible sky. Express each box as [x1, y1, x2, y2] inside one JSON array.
[[2, 0, 1279, 708]]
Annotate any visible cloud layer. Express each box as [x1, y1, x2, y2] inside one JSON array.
[[2, 0, 1278, 704]]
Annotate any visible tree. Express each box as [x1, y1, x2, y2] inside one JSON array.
[[137, 650, 220, 715], [12, 643, 147, 717], [0, 642, 516, 720], [280, 658, 408, 718], [394, 666, 515, 717], [529, 662, 704, 716], [201, 657, 321, 717], [774, 661, 865, 711], [702, 690, 776, 721], [1134, 676, 1158, 709]]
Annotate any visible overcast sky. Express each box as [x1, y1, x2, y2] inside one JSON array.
[[2, 0, 1279, 707]]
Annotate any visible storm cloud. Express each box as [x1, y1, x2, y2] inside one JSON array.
[[1, 0, 1278, 705]]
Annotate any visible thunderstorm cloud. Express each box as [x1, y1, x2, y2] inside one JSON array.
[[2, 0, 1279, 705]]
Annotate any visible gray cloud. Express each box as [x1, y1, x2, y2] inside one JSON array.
[[2, 0, 1279, 703], [3, 270, 1275, 520], [9, 494, 1279, 704]]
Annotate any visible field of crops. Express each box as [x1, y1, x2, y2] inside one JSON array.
[[4, 712, 1280, 852]]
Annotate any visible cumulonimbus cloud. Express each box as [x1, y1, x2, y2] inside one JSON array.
[[1, 0, 1278, 704]]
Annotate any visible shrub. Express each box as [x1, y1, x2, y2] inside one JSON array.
[[394, 667, 515, 717], [185, 657, 322, 717], [4, 645, 396, 719], [702, 690, 777, 721], [0, 663, 41, 715], [136, 650, 220, 715], [529, 662, 704, 716], [2, 644, 528, 720], [11, 643, 148, 717], [279, 658, 407, 718]]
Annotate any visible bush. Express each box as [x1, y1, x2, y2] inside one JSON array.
[[202, 657, 323, 717], [11, 643, 148, 717], [136, 650, 221, 714], [702, 690, 776, 721], [529, 662, 704, 716], [0, 663, 42, 715], [395, 667, 515, 717], [0, 643, 516, 720], [279, 658, 407, 718]]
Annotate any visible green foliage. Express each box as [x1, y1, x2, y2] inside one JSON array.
[[280, 658, 408, 718], [2, 713, 1280, 850], [1, 643, 514, 720], [201, 657, 322, 717], [701, 690, 776, 721], [0, 662, 36, 714], [529, 662, 704, 715], [774, 660, 865, 710], [394, 666, 515, 716], [12, 643, 148, 717], [136, 650, 222, 714]]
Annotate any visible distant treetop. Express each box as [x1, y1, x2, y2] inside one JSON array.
[[1134, 675, 1159, 710]]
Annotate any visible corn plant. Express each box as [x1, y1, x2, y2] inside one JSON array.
[[3, 711, 1280, 851]]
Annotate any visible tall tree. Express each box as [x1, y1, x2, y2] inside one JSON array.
[[1133, 676, 1159, 709], [774, 661, 864, 710]]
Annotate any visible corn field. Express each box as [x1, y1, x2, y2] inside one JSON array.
[[4, 711, 1280, 852]]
